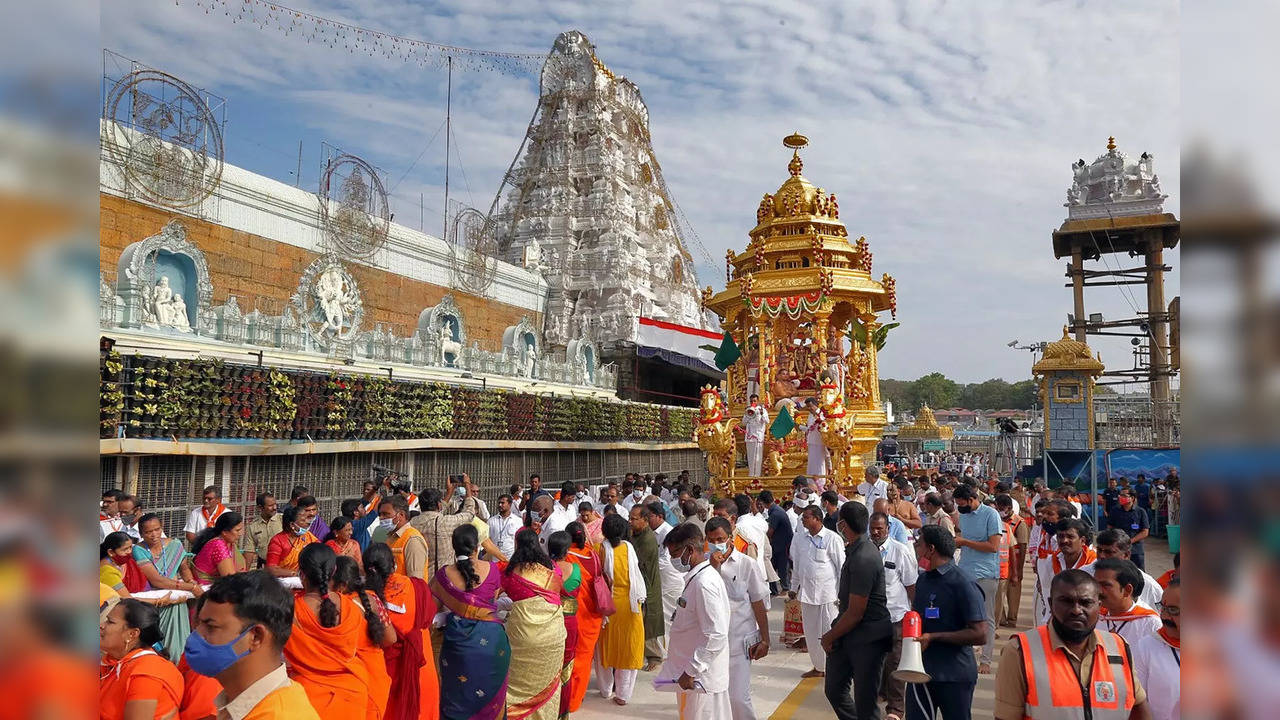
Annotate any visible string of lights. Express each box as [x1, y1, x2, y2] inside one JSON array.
[[181, 0, 546, 75]]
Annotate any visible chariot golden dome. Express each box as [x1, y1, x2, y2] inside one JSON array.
[[1033, 327, 1105, 375], [898, 404, 954, 440]]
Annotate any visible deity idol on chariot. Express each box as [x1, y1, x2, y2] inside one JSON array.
[[699, 133, 898, 499]]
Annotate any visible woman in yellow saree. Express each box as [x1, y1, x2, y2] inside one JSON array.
[[500, 528, 567, 720]]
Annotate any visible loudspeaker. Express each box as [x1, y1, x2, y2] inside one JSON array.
[[893, 637, 931, 684], [892, 610, 932, 684]]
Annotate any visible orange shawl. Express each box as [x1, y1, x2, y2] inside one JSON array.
[[284, 594, 369, 719], [1051, 546, 1097, 574], [383, 575, 440, 720]]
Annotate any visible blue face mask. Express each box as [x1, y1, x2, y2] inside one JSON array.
[[294, 525, 309, 536], [709, 542, 729, 555], [184, 625, 254, 677]]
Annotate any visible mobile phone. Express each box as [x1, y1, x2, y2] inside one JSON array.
[[448, 474, 463, 484]]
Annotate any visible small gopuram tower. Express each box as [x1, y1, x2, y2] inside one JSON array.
[[702, 133, 896, 495], [1053, 137, 1178, 444], [1033, 328, 1106, 450]]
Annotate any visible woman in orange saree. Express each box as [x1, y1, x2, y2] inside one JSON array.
[[334, 556, 395, 720], [266, 505, 319, 577], [500, 529, 567, 720], [325, 516, 364, 567], [284, 543, 370, 718], [365, 543, 440, 720], [563, 522, 604, 713]]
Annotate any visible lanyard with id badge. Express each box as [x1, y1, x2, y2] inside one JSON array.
[[924, 593, 940, 620]]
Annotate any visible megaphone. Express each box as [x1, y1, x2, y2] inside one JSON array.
[[892, 610, 931, 684]]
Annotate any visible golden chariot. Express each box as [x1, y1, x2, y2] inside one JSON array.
[[698, 133, 897, 499]]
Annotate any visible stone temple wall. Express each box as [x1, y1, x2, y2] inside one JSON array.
[[100, 193, 538, 350]]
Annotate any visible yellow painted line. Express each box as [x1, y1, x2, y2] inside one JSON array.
[[769, 676, 822, 720]]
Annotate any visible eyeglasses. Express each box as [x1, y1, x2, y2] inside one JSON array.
[[1156, 602, 1180, 617]]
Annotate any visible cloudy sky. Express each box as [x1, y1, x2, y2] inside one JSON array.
[[104, 0, 1179, 384]]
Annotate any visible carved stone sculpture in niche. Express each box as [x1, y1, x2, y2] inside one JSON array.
[[117, 220, 213, 332]]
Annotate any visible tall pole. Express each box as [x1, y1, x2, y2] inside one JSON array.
[[295, 140, 303, 187], [1071, 247, 1086, 343], [1145, 233, 1171, 444], [442, 55, 452, 242]]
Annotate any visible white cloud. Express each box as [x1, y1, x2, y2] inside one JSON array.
[[104, 0, 1179, 383]]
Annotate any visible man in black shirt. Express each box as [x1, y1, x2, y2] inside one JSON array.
[[759, 490, 794, 594], [821, 501, 892, 720], [1106, 487, 1149, 570], [821, 490, 841, 532], [909, 524, 986, 720]]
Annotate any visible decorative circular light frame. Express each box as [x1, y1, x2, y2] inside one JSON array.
[[449, 206, 499, 296], [102, 69, 224, 209], [318, 153, 391, 261]]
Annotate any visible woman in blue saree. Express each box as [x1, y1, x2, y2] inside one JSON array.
[[429, 523, 510, 720]]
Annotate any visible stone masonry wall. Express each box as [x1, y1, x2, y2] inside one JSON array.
[[100, 193, 540, 348], [1047, 372, 1091, 450]]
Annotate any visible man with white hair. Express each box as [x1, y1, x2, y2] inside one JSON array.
[[857, 465, 889, 508]]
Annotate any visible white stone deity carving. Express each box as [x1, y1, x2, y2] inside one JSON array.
[[315, 267, 352, 335], [522, 342, 537, 378], [169, 294, 191, 331], [439, 320, 463, 366]]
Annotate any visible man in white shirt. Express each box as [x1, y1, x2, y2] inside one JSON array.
[[647, 500, 685, 657], [487, 494, 523, 560], [870, 510, 918, 720], [184, 485, 229, 545], [100, 490, 124, 542], [857, 465, 889, 508], [659, 522, 732, 719], [736, 496, 778, 586], [1094, 557, 1162, 647], [620, 479, 648, 514], [549, 481, 579, 526], [1132, 581, 1180, 720], [1083, 528, 1162, 608], [705, 516, 770, 720], [596, 484, 620, 514], [742, 394, 770, 477], [789, 505, 846, 678], [533, 494, 570, 550], [711, 498, 769, 581]]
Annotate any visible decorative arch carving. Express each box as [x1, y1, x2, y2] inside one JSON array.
[[417, 294, 467, 346], [116, 220, 213, 330]]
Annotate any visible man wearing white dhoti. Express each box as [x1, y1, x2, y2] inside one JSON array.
[[742, 395, 769, 477], [706, 516, 770, 720], [789, 505, 845, 678], [801, 398, 830, 490], [659, 523, 733, 720]]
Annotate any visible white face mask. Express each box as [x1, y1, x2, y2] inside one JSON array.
[[379, 517, 396, 531], [671, 548, 694, 573], [633, 489, 645, 499]]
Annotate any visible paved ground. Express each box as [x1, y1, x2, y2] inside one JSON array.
[[575, 538, 1175, 719]]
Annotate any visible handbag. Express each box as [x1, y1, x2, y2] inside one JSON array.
[[588, 550, 616, 617]]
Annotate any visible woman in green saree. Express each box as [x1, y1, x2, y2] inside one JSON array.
[[131, 513, 202, 658]]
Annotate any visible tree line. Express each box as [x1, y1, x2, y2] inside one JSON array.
[[880, 373, 1039, 412]]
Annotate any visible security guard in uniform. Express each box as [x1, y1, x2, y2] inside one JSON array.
[[994, 569, 1152, 720]]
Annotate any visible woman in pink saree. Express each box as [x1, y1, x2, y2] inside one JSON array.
[[501, 528, 568, 720]]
